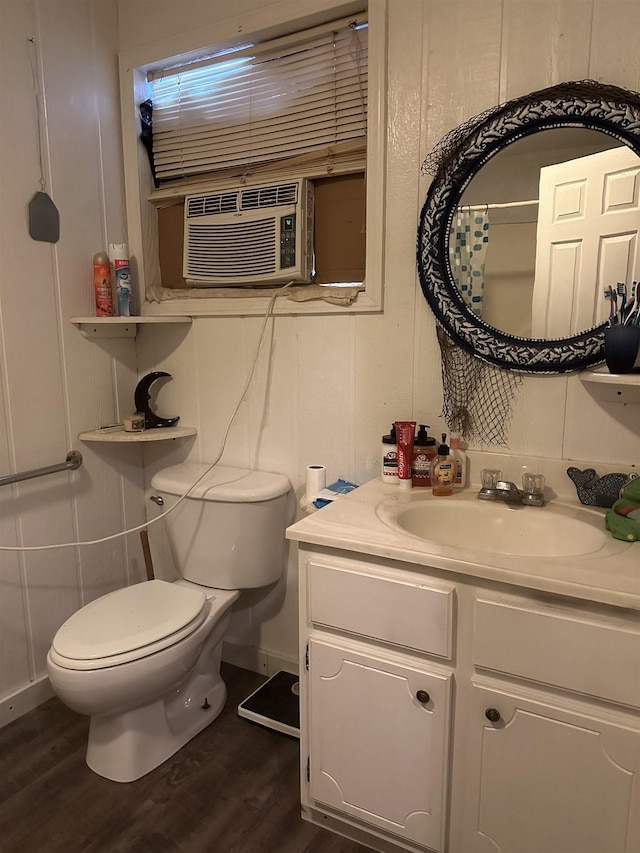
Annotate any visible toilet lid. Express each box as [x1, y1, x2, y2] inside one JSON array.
[[52, 579, 207, 661]]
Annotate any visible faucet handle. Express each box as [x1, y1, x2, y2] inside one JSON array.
[[522, 473, 545, 495], [478, 468, 503, 500], [522, 472, 545, 505], [481, 469, 503, 491]]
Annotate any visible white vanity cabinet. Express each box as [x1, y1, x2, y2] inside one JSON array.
[[459, 683, 640, 853], [301, 554, 455, 852], [308, 638, 451, 851], [452, 591, 640, 853], [297, 546, 640, 853]]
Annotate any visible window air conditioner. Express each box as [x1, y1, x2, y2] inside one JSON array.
[[183, 179, 314, 286]]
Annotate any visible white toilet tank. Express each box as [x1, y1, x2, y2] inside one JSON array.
[[150, 463, 291, 589]]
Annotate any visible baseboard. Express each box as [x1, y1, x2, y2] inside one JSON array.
[[0, 675, 55, 729], [0, 647, 296, 730], [222, 641, 298, 678]]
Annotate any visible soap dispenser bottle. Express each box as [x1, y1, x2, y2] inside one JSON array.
[[449, 432, 468, 489], [412, 424, 437, 487], [429, 433, 455, 496], [381, 424, 398, 483]]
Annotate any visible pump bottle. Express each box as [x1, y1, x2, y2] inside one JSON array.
[[381, 424, 398, 483], [412, 424, 436, 487], [449, 432, 468, 489], [429, 434, 455, 496]]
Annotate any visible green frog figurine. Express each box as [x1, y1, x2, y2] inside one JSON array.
[[605, 475, 640, 542]]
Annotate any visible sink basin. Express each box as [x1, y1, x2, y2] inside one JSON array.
[[386, 496, 615, 558]]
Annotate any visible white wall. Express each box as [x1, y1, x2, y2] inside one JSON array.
[[123, 0, 640, 674], [0, 0, 147, 724], [0, 0, 638, 722]]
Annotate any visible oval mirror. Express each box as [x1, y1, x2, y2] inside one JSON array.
[[418, 81, 640, 372]]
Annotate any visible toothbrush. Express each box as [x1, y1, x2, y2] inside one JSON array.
[[616, 281, 627, 319], [611, 285, 618, 323], [605, 286, 616, 326], [624, 285, 638, 325], [624, 281, 640, 325]]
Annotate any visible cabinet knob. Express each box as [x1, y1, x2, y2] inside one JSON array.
[[485, 708, 501, 723], [416, 690, 430, 704]]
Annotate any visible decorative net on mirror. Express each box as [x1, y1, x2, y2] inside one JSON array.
[[421, 80, 640, 181], [437, 328, 522, 446]]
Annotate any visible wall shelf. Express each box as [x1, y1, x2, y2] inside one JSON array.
[[79, 426, 197, 443], [71, 316, 192, 339], [580, 368, 640, 403]]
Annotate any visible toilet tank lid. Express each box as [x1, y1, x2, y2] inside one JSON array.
[[151, 463, 290, 502]]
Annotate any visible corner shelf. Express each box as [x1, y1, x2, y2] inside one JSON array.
[[71, 316, 192, 339], [580, 368, 640, 403], [79, 426, 197, 443]]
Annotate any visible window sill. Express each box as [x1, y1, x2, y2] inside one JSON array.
[[140, 286, 382, 318]]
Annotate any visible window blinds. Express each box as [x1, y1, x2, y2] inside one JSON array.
[[148, 17, 368, 185]]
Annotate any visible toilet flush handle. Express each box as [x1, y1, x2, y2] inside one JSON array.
[[149, 495, 164, 506]]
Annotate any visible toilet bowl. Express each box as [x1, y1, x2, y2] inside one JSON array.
[[47, 579, 239, 782], [46, 464, 291, 783]]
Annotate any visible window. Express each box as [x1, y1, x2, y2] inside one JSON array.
[[148, 19, 367, 186], [119, 1, 387, 316]]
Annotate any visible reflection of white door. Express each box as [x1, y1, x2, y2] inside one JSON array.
[[531, 146, 640, 337]]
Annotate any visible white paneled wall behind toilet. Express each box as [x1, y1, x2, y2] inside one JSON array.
[[0, 0, 146, 725], [0, 0, 638, 723]]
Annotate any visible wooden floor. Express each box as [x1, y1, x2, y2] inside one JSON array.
[[0, 663, 374, 853]]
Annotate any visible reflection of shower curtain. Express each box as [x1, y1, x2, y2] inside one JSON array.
[[449, 209, 490, 316]]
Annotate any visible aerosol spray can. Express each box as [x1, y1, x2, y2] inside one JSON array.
[[93, 251, 114, 316], [108, 243, 133, 316]]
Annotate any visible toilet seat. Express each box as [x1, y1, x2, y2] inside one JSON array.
[[50, 580, 215, 671]]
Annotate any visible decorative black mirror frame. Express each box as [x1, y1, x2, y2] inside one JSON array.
[[417, 80, 640, 373]]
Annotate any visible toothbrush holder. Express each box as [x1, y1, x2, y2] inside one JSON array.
[[603, 325, 640, 374]]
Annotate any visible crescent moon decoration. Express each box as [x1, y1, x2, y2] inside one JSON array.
[[134, 371, 180, 429]]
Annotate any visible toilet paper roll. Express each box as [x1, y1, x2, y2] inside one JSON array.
[[305, 465, 326, 501]]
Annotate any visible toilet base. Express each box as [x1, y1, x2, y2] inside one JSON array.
[[86, 669, 227, 783]]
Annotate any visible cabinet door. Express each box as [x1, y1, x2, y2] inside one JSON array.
[[308, 637, 452, 852], [459, 683, 640, 853]]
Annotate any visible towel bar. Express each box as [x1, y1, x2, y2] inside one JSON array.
[[0, 451, 83, 487]]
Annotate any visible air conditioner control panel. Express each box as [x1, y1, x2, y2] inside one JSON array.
[[280, 214, 297, 269]]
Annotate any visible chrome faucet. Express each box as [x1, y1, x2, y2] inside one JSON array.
[[495, 480, 525, 504], [478, 469, 546, 507]]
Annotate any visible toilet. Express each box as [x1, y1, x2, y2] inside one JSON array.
[[46, 463, 291, 783]]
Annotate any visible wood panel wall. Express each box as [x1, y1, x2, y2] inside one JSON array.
[[0, 0, 147, 725], [133, 0, 640, 673], [1, 0, 638, 724]]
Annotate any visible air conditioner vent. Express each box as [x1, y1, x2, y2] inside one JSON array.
[[186, 191, 239, 218], [241, 182, 299, 211], [186, 219, 277, 279]]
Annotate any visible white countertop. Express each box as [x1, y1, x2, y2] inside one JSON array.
[[286, 478, 640, 611]]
